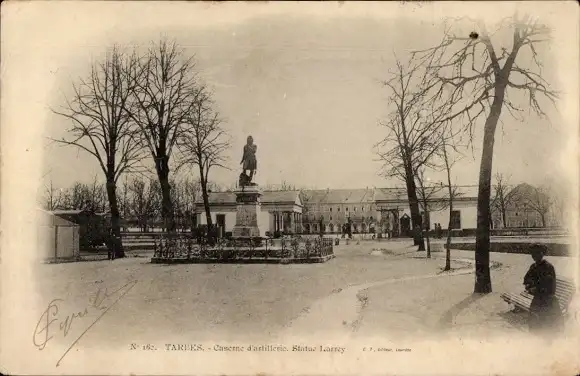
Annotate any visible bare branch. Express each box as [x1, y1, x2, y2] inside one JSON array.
[[52, 45, 145, 185], [412, 15, 558, 137]]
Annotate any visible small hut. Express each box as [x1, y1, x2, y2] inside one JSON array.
[[37, 209, 80, 261]]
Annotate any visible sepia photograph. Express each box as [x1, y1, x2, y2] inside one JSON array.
[[1, 1, 579, 375]]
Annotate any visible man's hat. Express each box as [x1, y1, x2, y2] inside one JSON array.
[[529, 243, 547, 255]]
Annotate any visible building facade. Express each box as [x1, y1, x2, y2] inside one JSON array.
[[301, 188, 379, 234], [195, 191, 303, 236], [196, 186, 479, 237]]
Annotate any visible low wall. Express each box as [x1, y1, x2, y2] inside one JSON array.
[[450, 242, 572, 257]]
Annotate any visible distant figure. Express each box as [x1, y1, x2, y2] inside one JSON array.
[[523, 244, 562, 334], [347, 219, 353, 239], [240, 135, 257, 185]]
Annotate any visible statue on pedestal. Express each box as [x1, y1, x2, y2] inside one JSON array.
[[239, 135, 258, 187]]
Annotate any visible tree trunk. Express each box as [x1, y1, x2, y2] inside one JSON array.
[[155, 154, 175, 233], [442, 140, 453, 272], [199, 164, 213, 228], [445, 200, 453, 271], [105, 177, 125, 259], [404, 166, 424, 250], [501, 205, 507, 228], [444, 232, 452, 271], [474, 84, 506, 294], [425, 225, 431, 258]]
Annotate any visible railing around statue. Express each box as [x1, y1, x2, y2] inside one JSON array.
[[152, 234, 334, 262]]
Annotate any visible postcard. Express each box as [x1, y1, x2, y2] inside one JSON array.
[[1, 1, 579, 375]]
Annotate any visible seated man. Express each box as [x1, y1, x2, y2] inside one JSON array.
[[523, 244, 563, 334]]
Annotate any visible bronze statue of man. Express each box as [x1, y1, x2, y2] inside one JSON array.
[[240, 135, 257, 185]]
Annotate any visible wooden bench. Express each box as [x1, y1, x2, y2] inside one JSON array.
[[501, 278, 577, 317]]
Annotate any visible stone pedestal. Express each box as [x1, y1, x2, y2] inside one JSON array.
[[232, 186, 264, 238]]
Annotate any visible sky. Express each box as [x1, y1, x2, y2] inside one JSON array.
[[3, 2, 578, 196]]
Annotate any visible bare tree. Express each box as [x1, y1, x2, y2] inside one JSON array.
[[376, 56, 455, 251], [58, 179, 107, 213], [43, 180, 65, 211], [440, 136, 462, 271], [176, 86, 230, 229], [126, 39, 201, 233], [299, 190, 314, 234], [51, 46, 144, 258], [524, 185, 552, 227], [546, 184, 566, 228], [413, 15, 558, 293], [85, 176, 108, 213], [127, 176, 161, 232], [170, 177, 185, 231], [491, 173, 515, 228], [60, 182, 87, 210], [181, 177, 201, 232], [415, 167, 446, 258], [171, 177, 200, 232], [117, 176, 131, 231]]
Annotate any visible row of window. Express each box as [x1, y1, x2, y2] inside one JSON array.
[[305, 211, 464, 229], [506, 220, 539, 227], [306, 215, 375, 221], [304, 223, 374, 232], [324, 206, 374, 213]]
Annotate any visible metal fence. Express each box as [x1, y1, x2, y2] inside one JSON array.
[[153, 235, 334, 261]]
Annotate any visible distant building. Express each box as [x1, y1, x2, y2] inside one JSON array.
[[299, 186, 477, 236], [195, 186, 478, 237], [491, 183, 559, 228], [374, 186, 478, 236], [300, 188, 378, 235], [195, 190, 303, 236]]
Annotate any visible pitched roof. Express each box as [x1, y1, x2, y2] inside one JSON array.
[[197, 186, 479, 206], [375, 185, 478, 202], [374, 188, 408, 202], [201, 192, 237, 205], [52, 209, 84, 215], [37, 209, 78, 227], [302, 188, 375, 204], [197, 190, 302, 205], [262, 190, 301, 204], [505, 183, 548, 203], [508, 183, 537, 197]]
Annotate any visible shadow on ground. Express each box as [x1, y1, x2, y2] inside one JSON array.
[[497, 310, 529, 331], [437, 293, 487, 330]]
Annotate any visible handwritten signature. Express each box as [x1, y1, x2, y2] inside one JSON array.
[[33, 279, 138, 367]]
